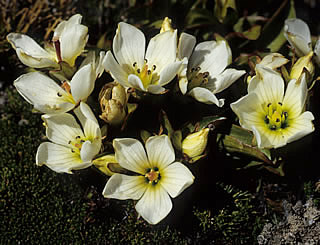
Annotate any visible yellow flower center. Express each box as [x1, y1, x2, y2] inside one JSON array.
[[145, 167, 161, 185], [56, 81, 76, 104], [68, 135, 86, 154], [187, 66, 209, 90], [132, 59, 158, 88], [264, 102, 288, 130]]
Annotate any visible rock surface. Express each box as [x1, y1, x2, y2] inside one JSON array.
[[257, 199, 320, 245]]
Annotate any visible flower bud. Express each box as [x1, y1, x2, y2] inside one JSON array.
[[92, 154, 124, 176], [160, 17, 174, 33], [182, 128, 210, 158], [99, 82, 127, 126], [290, 51, 314, 84]]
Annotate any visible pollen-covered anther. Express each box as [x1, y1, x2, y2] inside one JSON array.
[[132, 60, 156, 87], [145, 167, 161, 185], [264, 102, 289, 130]]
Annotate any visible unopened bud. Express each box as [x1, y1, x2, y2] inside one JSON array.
[[182, 128, 210, 158], [160, 17, 174, 33], [99, 82, 127, 125], [290, 51, 314, 84], [92, 154, 124, 176]]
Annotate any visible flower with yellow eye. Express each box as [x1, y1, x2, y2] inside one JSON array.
[[7, 14, 88, 68], [231, 64, 314, 149], [103, 22, 183, 94], [36, 102, 101, 174], [177, 34, 245, 106], [13, 59, 100, 114], [103, 135, 194, 224]]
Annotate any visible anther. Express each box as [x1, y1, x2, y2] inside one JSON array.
[[152, 64, 156, 70], [57, 92, 62, 97], [76, 136, 81, 139], [267, 103, 272, 107], [144, 58, 148, 63], [278, 102, 283, 106], [71, 149, 75, 153], [133, 62, 137, 67], [147, 70, 151, 75], [283, 111, 288, 118], [196, 66, 201, 71], [203, 72, 209, 78], [68, 140, 71, 144], [137, 68, 141, 73]]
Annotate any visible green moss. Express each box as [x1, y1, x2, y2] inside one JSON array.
[[193, 182, 266, 244]]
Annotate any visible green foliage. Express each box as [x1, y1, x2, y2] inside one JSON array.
[[193, 182, 266, 244]]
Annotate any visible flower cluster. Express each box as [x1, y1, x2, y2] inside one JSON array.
[[7, 14, 316, 225]]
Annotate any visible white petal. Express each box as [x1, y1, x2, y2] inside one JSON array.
[[102, 174, 147, 200], [146, 30, 177, 71], [230, 92, 265, 130], [177, 32, 196, 60], [59, 24, 88, 66], [259, 53, 289, 70], [147, 84, 165, 94], [248, 64, 284, 104], [103, 51, 130, 87], [70, 63, 96, 103], [314, 39, 320, 65], [204, 68, 245, 94], [284, 18, 312, 57], [13, 72, 75, 114], [135, 185, 172, 224], [80, 140, 100, 162], [178, 57, 189, 94], [36, 142, 90, 174], [128, 74, 146, 91], [54, 14, 88, 66], [113, 138, 150, 174], [157, 60, 183, 86], [74, 102, 101, 142], [188, 87, 224, 106], [145, 135, 175, 169], [42, 113, 83, 146], [189, 40, 231, 76], [282, 75, 307, 117], [7, 33, 58, 68], [286, 111, 314, 144], [113, 22, 145, 69], [160, 162, 194, 198]]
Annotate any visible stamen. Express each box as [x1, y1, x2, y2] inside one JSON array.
[[144, 58, 148, 63], [152, 65, 156, 70], [137, 68, 141, 74], [57, 92, 62, 97], [133, 62, 137, 67]]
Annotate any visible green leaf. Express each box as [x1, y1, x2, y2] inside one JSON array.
[[218, 125, 272, 164]]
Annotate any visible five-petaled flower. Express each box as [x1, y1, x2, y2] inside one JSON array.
[[177, 33, 245, 106], [103, 135, 194, 224], [231, 64, 314, 149], [36, 102, 101, 173], [7, 14, 88, 68], [103, 22, 183, 94]]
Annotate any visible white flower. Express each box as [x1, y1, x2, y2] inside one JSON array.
[[177, 34, 245, 106], [103, 22, 183, 94], [284, 18, 320, 65], [103, 135, 194, 224], [284, 18, 312, 58], [13, 62, 96, 114], [231, 64, 314, 149], [7, 14, 88, 68], [36, 102, 101, 173]]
